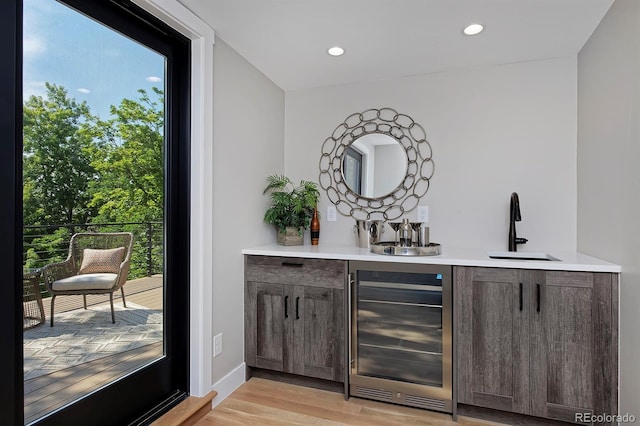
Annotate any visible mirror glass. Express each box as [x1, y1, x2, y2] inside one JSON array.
[[342, 133, 407, 199]]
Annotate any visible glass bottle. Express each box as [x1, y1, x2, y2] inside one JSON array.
[[311, 208, 320, 245]]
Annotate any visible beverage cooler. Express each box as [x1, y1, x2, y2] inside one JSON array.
[[348, 261, 453, 413]]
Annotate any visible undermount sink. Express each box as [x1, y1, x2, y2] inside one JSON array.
[[488, 251, 561, 261]]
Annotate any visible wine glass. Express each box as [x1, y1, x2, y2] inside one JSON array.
[[387, 222, 401, 245]]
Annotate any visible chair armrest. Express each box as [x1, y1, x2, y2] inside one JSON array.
[[42, 259, 75, 290], [113, 258, 132, 290]]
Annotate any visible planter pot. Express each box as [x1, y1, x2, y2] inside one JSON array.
[[277, 226, 304, 246]]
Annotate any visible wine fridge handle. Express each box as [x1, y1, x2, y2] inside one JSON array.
[[348, 273, 355, 367], [345, 272, 355, 400]]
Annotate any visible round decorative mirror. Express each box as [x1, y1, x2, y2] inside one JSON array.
[[319, 107, 434, 221]]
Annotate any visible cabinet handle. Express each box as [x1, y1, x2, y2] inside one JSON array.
[[536, 284, 541, 313], [284, 295, 289, 318], [295, 297, 300, 319], [281, 262, 303, 268], [519, 282, 523, 311]]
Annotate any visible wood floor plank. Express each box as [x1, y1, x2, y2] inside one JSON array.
[[213, 399, 346, 425], [198, 378, 507, 426], [227, 395, 393, 426]]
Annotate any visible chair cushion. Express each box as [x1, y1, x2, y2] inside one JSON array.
[[79, 247, 125, 274], [52, 273, 118, 291]]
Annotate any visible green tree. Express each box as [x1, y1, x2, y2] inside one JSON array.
[[22, 85, 165, 277], [23, 227, 72, 270], [89, 87, 164, 224], [89, 88, 165, 277], [23, 83, 97, 226]]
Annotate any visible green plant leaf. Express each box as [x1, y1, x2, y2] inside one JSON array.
[[262, 175, 320, 231]]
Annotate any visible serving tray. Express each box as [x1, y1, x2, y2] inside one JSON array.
[[370, 241, 442, 256]]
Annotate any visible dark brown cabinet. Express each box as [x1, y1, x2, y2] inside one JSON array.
[[455, 266, 618, 424], [245, 255, 346, 382]]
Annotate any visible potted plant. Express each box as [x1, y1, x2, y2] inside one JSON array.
[[263, 174, 320, 246]]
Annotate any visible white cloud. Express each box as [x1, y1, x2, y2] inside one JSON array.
[[77, 88, 91, 94], [23, 36, 46, 60], [146, 76, 162, 83]]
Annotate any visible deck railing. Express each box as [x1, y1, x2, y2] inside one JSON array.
[[23, 221, 164, 278]]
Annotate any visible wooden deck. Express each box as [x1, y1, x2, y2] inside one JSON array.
[[24, 276, 163, 425]]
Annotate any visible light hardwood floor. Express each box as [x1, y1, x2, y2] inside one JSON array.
[[196, 378, 506, 426]]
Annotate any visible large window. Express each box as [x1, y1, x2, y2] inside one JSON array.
[[1, 0, 190, 424]]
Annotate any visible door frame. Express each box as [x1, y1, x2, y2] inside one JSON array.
[[0, 0, 215, 423], [133, 0, 216, 398]]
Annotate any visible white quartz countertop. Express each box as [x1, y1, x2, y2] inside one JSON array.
[[242, 244, 621, 273]]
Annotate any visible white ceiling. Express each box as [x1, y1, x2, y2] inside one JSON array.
[[179, 0, 613, 92]]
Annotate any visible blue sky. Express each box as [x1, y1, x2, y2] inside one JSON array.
[[23, 0, 165, 120]]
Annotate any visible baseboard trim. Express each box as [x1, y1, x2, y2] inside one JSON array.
[[211, 362, 246, 407]]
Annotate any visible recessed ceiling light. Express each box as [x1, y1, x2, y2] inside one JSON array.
[[463, 24, 484, 36], [328, 46, 344, 56]]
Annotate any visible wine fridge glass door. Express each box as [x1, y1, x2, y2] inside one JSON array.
[[348, 261, 452, 412]]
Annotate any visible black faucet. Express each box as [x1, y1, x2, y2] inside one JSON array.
[[509, 192, 528, 251]]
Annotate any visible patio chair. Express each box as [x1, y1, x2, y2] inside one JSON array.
[[42, 232, 134, 326]]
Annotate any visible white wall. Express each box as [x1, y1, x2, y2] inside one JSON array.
[[285, 57, 578, 251], [577, 0, 640, 417], [211, 38, 284, 386]]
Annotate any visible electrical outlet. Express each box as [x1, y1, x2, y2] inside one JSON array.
[[327, 205, 337, 222], [214, 333, 222, 357], [417, 205, 429, 222]]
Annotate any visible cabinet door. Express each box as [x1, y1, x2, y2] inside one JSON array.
[[245, 281, 286, 371], [292, 286, 344, 381], [455, 266, 532, 414], [530, 272, 617, 423]]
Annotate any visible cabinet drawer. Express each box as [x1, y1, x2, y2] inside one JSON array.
[[245, 255, 345, 288]]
